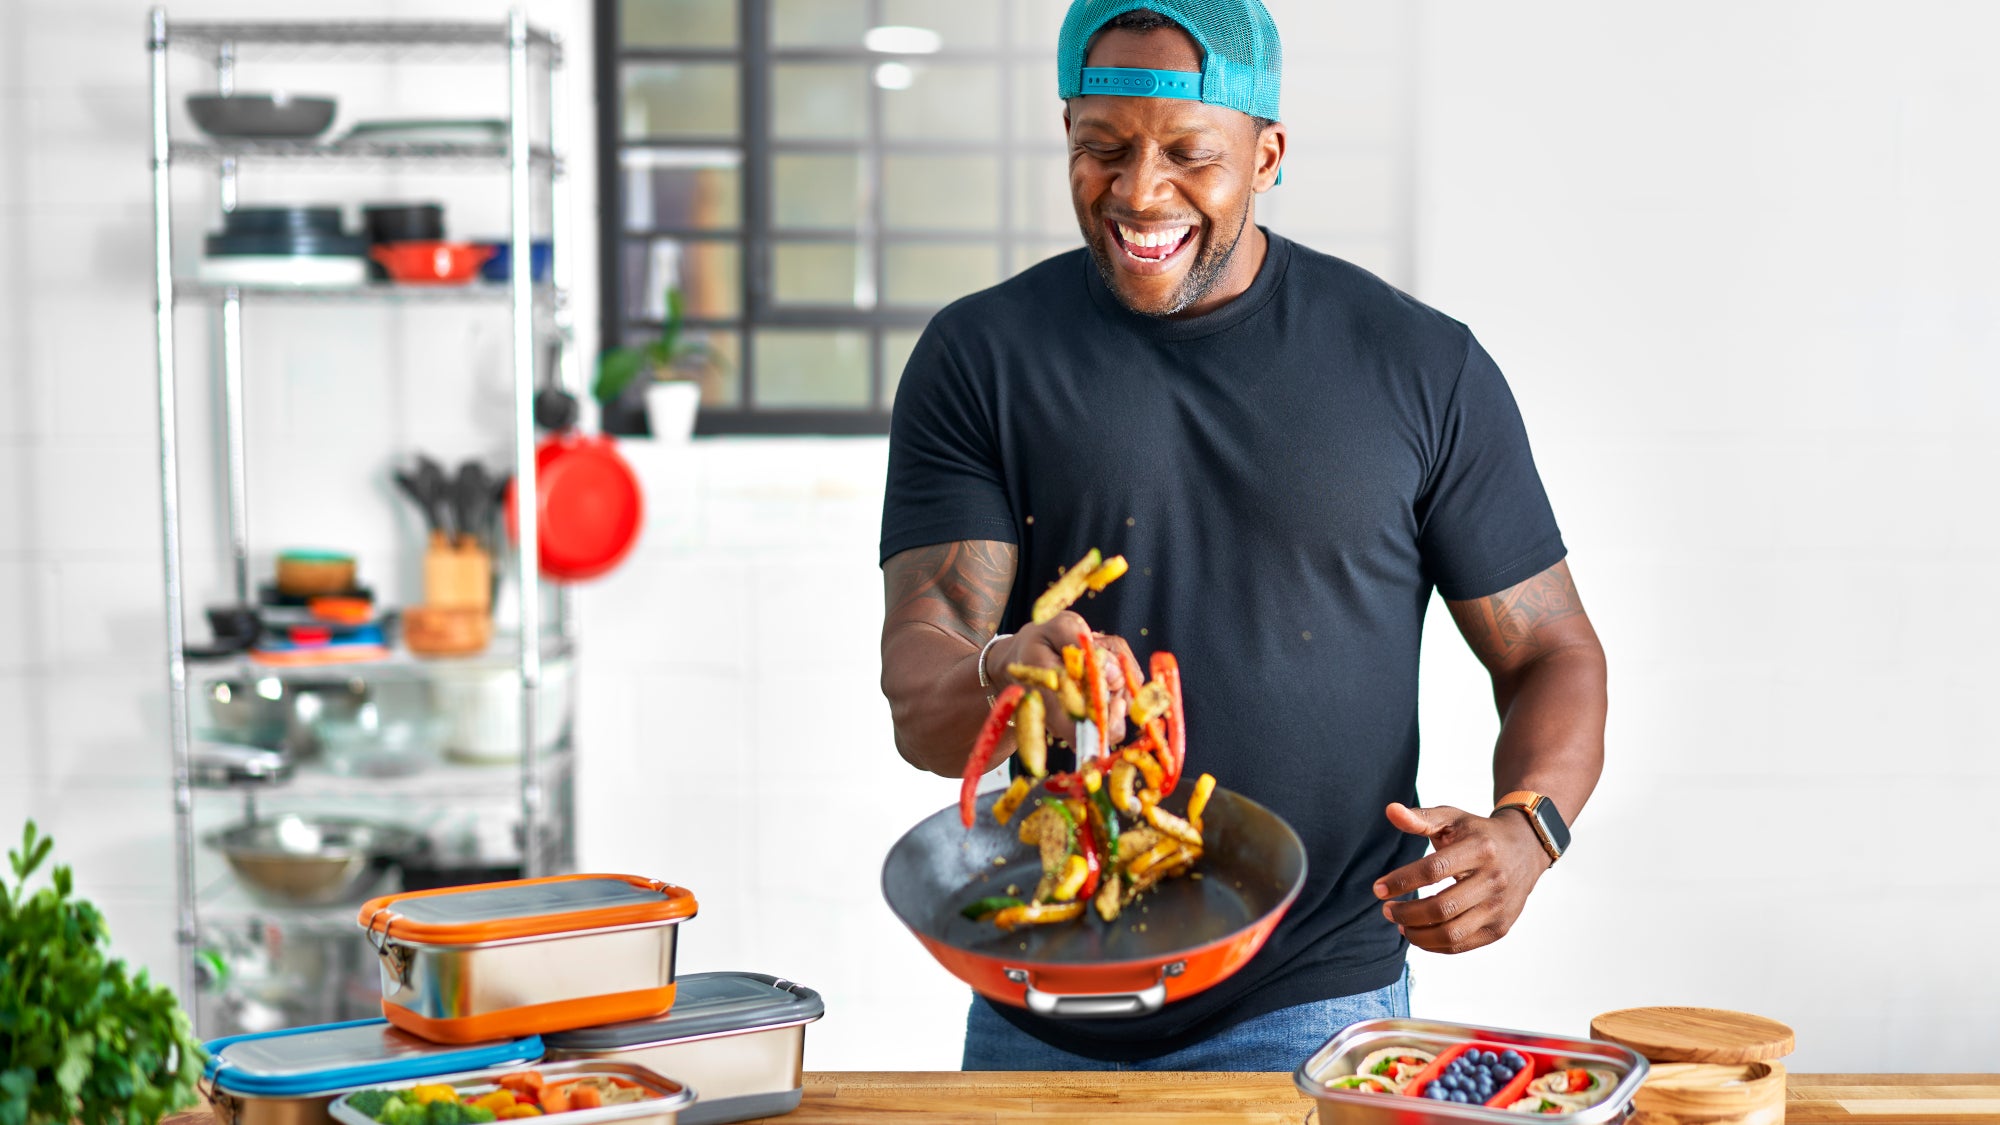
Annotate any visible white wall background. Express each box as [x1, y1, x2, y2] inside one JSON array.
[[2, 0, 1993, 1077]]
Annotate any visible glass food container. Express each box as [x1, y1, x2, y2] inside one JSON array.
[[357, 874, 698, 1043], [542, 973, 824, 1125], [327, 1060, 695, 1125], [201, 1017, 541, 1125]]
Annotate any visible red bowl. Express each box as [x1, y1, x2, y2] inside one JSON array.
[[503, 434, 644, 582], [369, 241, 495, 285]]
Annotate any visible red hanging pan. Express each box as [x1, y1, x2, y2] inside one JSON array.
[[882, 784, 1307, 1019], [504, 432, 643, 582]]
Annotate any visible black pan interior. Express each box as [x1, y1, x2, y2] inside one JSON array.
[[882, 785, 1306, 965]]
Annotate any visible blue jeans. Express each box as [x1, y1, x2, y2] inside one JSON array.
[[962, 965, 1411, 1071]]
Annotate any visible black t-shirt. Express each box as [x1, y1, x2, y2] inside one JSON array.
[[879, 231, 1566, 1061]]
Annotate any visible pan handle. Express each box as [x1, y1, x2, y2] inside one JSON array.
[[1007, 961, 1183, 1019]]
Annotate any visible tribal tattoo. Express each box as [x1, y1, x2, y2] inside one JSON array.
[[1448, 560, 1588, 671], [882, 540, 1019, 647]]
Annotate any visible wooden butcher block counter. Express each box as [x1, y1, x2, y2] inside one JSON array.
[[169, 1071, 2000, 1125]]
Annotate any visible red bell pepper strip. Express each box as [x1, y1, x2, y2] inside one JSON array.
[[1041, 770, 1084, 796], [1074, 812, 1102, 900], [1115, 646, 1146, 716], [961, 684, 1026, 828], [1150, 652, 1186, 796], [1078, 627, 1111, 769]]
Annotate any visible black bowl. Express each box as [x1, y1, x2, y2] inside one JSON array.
[[362, 203, 446, 243], [188, 93, 337, 139], [223, 206, 346, 236]]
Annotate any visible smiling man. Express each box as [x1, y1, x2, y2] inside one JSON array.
[[879, 0, 1607, 1071]]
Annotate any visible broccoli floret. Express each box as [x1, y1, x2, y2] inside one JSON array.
[[347, 1091, 395, 1119], [423, 1100, 498, 1125], [376, 1096, 425, 1125]]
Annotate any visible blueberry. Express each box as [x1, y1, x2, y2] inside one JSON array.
[[1502, 1051, 1526, 1067], [1424, 1086, 1448, 1100]]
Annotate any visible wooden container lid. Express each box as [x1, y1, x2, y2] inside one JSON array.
[[1591, 1007, 1795, 1064]]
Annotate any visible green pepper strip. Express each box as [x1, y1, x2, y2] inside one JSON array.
[[1045, 797, 1080, 855], [1090, 783, 1120, 864], [959, 895, 1025, 921]]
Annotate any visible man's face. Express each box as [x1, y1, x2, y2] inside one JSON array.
[[1066, 26, 1272, 317]]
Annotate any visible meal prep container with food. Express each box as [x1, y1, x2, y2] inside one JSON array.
[[543, 972, 823, 1125], [328, 1060, 693, 1125], [357, 873, 697, 1043], [1297, 1018, 1649, 1125], [201, 1017, 541, 1125], [883, 785, 1307, 1018]]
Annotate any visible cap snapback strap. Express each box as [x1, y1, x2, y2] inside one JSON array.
[[1078, 67, 1204, 101]]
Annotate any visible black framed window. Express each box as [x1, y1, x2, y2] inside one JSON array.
[[597, 0, 1080, 435]]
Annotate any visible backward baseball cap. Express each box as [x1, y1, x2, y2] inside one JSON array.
[[1056, 0, 1283, 122]]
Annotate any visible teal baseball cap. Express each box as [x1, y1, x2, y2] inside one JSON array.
[[1056, 0, 1283, 122]]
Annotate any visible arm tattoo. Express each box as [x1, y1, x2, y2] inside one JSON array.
[[883, 540, 1018, 647], [1451, 561, 1586, 667]]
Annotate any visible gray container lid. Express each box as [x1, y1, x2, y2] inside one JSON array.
[[543, 973, 823, 1050], [387, 876, 675, 925]]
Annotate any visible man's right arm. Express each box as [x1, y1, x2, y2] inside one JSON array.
[[880, 540, 1019, 777]]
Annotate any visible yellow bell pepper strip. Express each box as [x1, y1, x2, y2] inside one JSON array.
[[497, 1108, 543, 1120], [992, 900, 1085, 930], [1125, 838, 1185, 880], [1006, 663, 1061, 692], [960, 895, 1025, 922], [961, 684, 1026, 828], [409, 1087, 461, 1106], [992, 775, 1033, 825], [1121, 746, 1165, 793], [1061, 645, 1086, 683], [1050, 853, 1089, 901], [1056, 669, 1088, 720], [472, 1092, 517, 1114], [1108, 759, 1141, 816], [1128, 679, 1171, 728], [1149, 652, 1187, 796], [1144, 801, 1204, 848], [1084, 554, 1129, 591], [1014, 688, 1047, 778], [1187, 772, 1217, 833], [1031, 548, 1103, 623]]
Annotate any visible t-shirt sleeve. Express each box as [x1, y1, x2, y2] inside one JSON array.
[[1415, 335, 1567, 601], [879, 322, 1018, 565]]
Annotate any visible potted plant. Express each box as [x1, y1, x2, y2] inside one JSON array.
[[594, 288, 725, 439], [1, 821, 206, 1125]]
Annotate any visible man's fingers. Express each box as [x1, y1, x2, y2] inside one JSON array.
[[1385, 802, 1464, 839], [1383, 874, 1490, 928], [1373, 834, 1486, 900], [1399, 901, 1508, 955]]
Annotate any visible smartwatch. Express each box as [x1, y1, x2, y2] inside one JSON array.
[[1494, 791, 1569, 863]]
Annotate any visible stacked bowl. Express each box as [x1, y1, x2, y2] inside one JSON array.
[[201, 207, 371, 287]]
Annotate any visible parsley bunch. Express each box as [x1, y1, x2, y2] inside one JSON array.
[[1, 821, 206, 1125]]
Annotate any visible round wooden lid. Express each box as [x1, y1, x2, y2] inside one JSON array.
[[1590, 1007, 1795, 1063]]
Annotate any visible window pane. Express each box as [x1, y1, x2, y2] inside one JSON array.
[[623, 238, 741, 320], [884, 155, 1000, 231], [885, 242, 1000, 306], [754, 329, 870, 408], [622, 63, 739, 138], [633, 327, 743, 408], [1013, 155, 1074, 235], [773, 241, 865, 307], [880, 0, 999, 50], [1011, 239, 1083, 274], [882, 65, 1000, 141], [773, 154, 862, 229], [772, 65, 868, 141], [770, 0, 867, 47], [1015, 63, 1066, 143], [621, 0, 736, 48], [882, 328, 924, 408], [1012, 0, 1068, 53], [622, 151, 741, 230]]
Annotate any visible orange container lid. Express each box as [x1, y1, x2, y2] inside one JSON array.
[[357, 873, 696, 946]]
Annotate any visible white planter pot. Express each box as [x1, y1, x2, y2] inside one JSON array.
[[644, 381, 701, 443]]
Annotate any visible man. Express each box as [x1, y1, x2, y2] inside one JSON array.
[[878, 0, 1606, 1071]]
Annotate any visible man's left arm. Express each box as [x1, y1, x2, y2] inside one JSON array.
[[1374, 559, 1607, 953]]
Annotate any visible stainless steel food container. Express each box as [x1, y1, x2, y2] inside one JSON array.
[[357, 874, 698, 1043], [201, 1017, 541, 1125], [543, 973, 824, 1125], [1296, 1018, 1650, 1125], [327, 1060, 694, 1125]]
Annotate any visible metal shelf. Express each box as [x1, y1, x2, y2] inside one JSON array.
[[164, 19, 561, 64], [172, 138, 560, 171], [187, 636, 572, 685], [175, 280, 559, 305], [193, 743, 575, 803]]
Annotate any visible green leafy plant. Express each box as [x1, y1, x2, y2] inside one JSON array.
[[593, 288, 726, 403], [0, 821, 205, 1125]]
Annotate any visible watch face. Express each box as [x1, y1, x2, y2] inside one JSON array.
[[1534, 798, 1571, 855]]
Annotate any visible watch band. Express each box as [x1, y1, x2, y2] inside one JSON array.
[[1494, 790, 1567, 863]]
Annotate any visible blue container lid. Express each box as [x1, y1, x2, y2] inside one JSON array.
[[204, 1018, 542, 1097]]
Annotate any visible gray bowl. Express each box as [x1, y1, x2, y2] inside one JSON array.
[[208, 816, 428, 907], [188, 93, 337, 139]]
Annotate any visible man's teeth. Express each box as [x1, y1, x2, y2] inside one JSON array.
[[1117, 223, 1191, 249]]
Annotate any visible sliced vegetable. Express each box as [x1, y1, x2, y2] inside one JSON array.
[[992, 775, 1033, 825], [1075, 816, 1103, 899], [1122, 745, 1165, 793], [960, 895, 1025, 921], [1006, 663, 1061, 692], [471, 1092, 515, 1115], [497, 1108, 543, 1120], [1050, 853, 1090, 901], [1129, 679, 1172, 728], [1143, 801, 1204, 848], [1187, 772, 1216, 833], [961, 684, 1026, 828], [992, 901, 1085, 930], [1094, 869, 1123, 922], [1084, 554, 1128, 591], [1108, 759, 1141, 816], [1041, 770, 1084, 796], [1061, 645, 1086, 683], [1056, 670, 1088, 720], [498, 1074, 545, 1096], [1014, 689, 1047, 778], [409, 1087, 460, 1107], [1078, 627, 1110, 767], [1090, 780, 1121, 860], [1031, 548, 1103, 623], [1150, 652, 1186, 795]]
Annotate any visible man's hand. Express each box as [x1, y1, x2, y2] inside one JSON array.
[[987, 611, 1131, 750], [1372, 802, 1551, 955]]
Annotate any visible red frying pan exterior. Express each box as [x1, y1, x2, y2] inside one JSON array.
[[504, 434, 643, 581], [882, 784, 1307, 1018]]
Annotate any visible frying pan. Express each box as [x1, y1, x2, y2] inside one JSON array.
[[882, 784, 1307, 1019]]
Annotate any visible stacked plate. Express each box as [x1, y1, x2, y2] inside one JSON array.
[[201, 206, 370, 287]]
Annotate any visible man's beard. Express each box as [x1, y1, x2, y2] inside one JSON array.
[[1084, 197, 1252, 318]]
